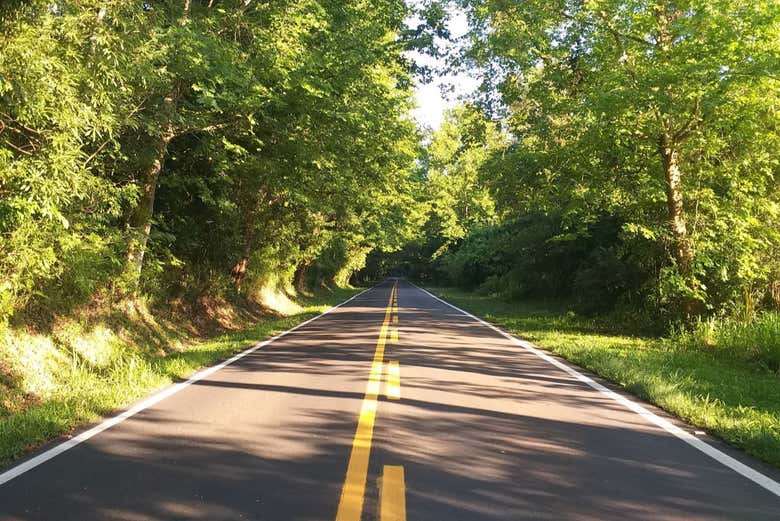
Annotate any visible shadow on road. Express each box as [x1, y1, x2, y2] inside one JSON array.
[[1, 282, 778, 520]]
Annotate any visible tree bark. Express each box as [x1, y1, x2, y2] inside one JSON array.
[[124, 132, 173, 290], [293, 262, 311, 293], [231, 191, 265, 290], [231, 255, 250, 288], [659, 133, 693, 273], [231, 240, 252, 291]]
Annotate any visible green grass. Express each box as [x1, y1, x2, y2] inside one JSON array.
[[672, 313, 780, 370], [0, 287, 360, 466], [429, 287, 780, 469]]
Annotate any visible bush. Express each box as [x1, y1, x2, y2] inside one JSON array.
[[672, 312, 780, 370], [438, 213, 659, 315]]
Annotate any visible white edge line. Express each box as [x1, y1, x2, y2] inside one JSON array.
[[413, 283, 780, 498], [0, 285, 376, 487]]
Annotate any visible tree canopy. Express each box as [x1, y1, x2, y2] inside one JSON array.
[[1, 0, 778, 326], [362, 0, 780, 322], [0, 0, 424, 320]]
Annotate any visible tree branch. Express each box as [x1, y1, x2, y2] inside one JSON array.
[[673, 98, 702, 142], [562, 10, 652, 48], [2, 138, 34, 156], [83, 139, 111, 167]]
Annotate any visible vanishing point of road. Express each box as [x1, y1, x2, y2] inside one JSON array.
[[1, 279, 779, 520]]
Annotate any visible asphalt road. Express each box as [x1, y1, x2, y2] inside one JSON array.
[[1, 279, 779, 520]]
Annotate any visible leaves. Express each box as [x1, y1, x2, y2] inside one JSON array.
[[0, 0, 423, 315], [377, 0, 780, 321]]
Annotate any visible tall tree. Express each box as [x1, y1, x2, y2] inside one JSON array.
[[461, 0, 780, 310]]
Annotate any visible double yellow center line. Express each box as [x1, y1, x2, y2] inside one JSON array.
[[335, 282, 405, 521]]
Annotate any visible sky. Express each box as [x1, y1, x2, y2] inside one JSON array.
[[409, 9, 479, 131]]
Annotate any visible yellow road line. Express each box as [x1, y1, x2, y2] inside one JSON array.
[[389, 328, 398, 343], [380, 465, 407, 521], [386, 361, 400, 400], [335, 283, 396, 521], [392, 315, 399, 324]]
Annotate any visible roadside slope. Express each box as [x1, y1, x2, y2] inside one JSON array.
[[0, 287, 360, 467]]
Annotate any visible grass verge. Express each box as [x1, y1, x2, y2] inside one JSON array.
[[0, 287, 360, 467], [429, 287, 780, 469]]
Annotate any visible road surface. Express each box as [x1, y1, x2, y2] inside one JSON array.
[[1, 279, 779, 520]]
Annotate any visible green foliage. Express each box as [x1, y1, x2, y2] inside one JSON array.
[[373, 1, 780, 326], [0, 0, 423, 319], [672, 312, 780, 370], [423, 104, 504, 249], [437, 214, 660, 318], [356, 103, 505, 283], [458, 0, 780, 315]]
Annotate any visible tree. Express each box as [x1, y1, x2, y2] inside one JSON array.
[[0, 0, 424, 320], [423, 104, 504, 252], [460, 0, 780, 312]]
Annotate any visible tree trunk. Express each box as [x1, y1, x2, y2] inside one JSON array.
[[231, 201, 261, 290], [124, 133, 173, 290], [182, 0, 191, 24], [231, 254, 250, 289], [293, 262, 311, 293], [659, 134, 693, 273]]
